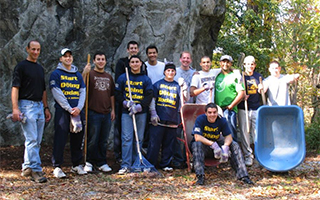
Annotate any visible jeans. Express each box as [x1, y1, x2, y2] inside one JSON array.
[[223, 109, 238, 142], [19, 100, 45, 172], [172, 112, 186, 166], [146, 125, 176, 168], [87, 110, 111, 166], [121, 112, 147, 169]]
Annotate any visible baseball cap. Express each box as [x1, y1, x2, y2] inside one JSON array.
[[60, 48, 72, 56], [220, 55, 233, 62]]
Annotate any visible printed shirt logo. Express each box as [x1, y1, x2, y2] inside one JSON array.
[[94, 76, 110, 91]]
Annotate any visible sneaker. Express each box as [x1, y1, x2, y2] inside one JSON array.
[[240, 176, 254, 185], [245, 157, 253, 166], [53, 167, 66, 178], [98, 164, 112, 172], [196, 174, 205, 185], [71, 165, 87, 175], [21, 167, 32, 177], [118, 167, 129, 175], [162, 167, 173, 172], [84, 162, 93, 172], [31, 171, 47, 183]]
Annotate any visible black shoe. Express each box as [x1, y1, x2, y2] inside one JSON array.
[[172, 162, 187, 169], [31, 171, 47, 183], [196, 174, 205, 185], [240, 176, 254, 185]]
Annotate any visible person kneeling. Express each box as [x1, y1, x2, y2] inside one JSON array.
[[191, 103, 254, 185]]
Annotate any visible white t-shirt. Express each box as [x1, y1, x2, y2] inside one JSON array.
[[263, 74, 293, 106], [191, 69, 221, 104], [145, 61, 165, 84], [174, 67, 195, 103]]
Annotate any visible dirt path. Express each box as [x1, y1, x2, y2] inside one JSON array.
[[1, 145, 320, 199]]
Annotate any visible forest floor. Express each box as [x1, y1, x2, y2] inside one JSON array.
[[1, 145, 320, 200]]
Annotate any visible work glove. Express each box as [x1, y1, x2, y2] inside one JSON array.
[[123, 100, 134, 109], [178, 77, 188, 91], [6, 113, 27, 123], [129, 104, 142, 116], [150, 110, 160, 126], [210, 142, 222, 159], [70, 115, 82, 133], [220, 145, 230, 163]]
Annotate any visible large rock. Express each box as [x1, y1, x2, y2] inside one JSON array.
[[0, 0, 225, 146]]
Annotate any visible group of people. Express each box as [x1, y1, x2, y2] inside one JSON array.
[[11, 40, 300, 185]]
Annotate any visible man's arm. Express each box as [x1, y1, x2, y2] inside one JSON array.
[[42, 90, 51, 122], [194, 134, 215, 146], [11, 87, 21, 121], [190, 86, 206, 97], [223, 134, 233, 146], [227, 90, 245, 110], [110, 96, 115, 121], [82, 63, 91, 82]]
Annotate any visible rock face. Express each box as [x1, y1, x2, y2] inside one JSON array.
[[0, 0, 225, 145]]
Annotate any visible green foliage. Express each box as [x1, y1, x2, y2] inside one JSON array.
[[305, 117, 320, 153]]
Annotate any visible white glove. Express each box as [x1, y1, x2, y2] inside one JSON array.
[[150, 110, 160, 126], [70, 115, 82, 133], [178, 77, 188, 90]]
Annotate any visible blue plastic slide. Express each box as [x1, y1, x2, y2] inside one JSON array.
[[255, 105, 306, 172]]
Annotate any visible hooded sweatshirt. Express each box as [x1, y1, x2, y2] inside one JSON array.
[[49, 63, 86, 113]]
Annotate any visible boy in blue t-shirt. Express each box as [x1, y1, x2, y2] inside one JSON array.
[[49, 48, 87, 178], [191, 103, 253, 185]]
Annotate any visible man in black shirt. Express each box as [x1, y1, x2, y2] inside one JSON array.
[[11, 40, 51, 183]]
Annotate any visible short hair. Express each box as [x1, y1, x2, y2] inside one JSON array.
[[269, 60, 280, 67], [127, 41, 139, 49], [93, 51, 106, 60], [27, 40, 40, 48], [201, 56, 211, 62], [205, 103, 218, 112], [129, 55, 142, 63], [146, 45, 158, 54], [180, 51, 192, 59]]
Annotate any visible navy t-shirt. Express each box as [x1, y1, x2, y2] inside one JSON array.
[[153, 79, 180, 124], [192, 114, 232, 142], [238, 71, 263, 110]]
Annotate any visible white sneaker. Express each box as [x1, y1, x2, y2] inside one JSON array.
[[245, 157, 253, 166], [98, 164, 112, 172], [118, 167, 129, 175], [53, 167, 66, 178], [162, 167, 173, 172], [71, 165, 87, 175], [84, 162, 93, 172]]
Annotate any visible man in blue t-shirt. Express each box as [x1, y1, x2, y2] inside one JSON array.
[[238, 56, 263, 166], [191, 103, 253, 185], [49, 48, 87, 178]]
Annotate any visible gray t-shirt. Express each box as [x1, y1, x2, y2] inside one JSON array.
[[174, 67, 195, 103], [263, 74, 292, 106]]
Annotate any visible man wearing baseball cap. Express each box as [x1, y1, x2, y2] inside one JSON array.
[[49, 48, 87, 178], [214, 55, 244, 142]]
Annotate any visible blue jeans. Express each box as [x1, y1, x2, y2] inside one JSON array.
[[121, 112, 147, 169], [87, 110, 111, 166], [146, 125, 176, 168], [19, 100, 45, 172], [223, 109, 238, 142]]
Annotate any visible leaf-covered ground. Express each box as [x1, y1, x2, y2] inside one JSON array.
[[1, 145, 320, 200]]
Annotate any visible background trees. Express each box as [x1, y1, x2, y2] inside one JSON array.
[[215, 0, 320, 151]]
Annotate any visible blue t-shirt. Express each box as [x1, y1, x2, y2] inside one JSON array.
[[49, 69, 85, 108], [238, 71, 263, 110], [192, 114, 232, 142], [153, 79, 180, 124], [116, 72, 153, 114]]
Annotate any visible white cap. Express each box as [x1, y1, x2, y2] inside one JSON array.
[[60, 48, 72, 56], [220, 55, 233, 62]]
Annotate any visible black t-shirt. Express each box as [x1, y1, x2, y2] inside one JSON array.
[[12, 60, 46, 101]]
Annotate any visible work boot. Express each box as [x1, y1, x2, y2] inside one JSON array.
[[240, 176, 254, 185], [21, 167, 32, 177], [196, 174, 205, 185], [31, 171, 47, 183]]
